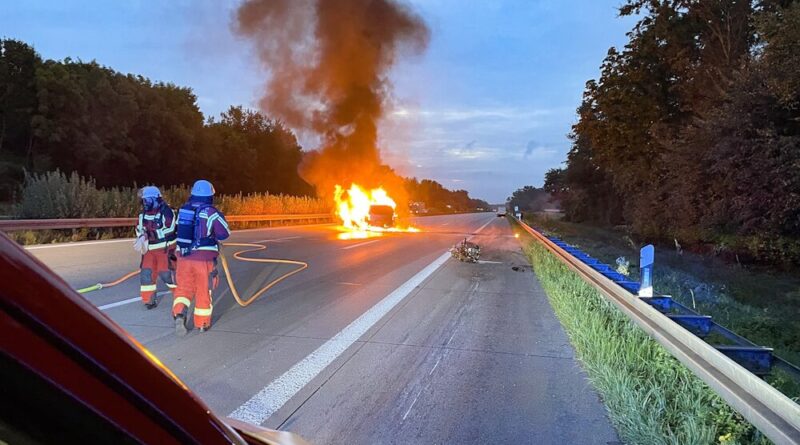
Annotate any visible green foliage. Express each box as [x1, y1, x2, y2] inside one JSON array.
[[556, 1, 800, 265], [404, 177, 489, 213], [0, 39, 40, 201], [0, 39, 313, 198], [15, 169, 328, 219], [506, 185, 553, 213], [203, 106, 313, 196], [18, 170, 140, 218], [217, 192, 330, 215], [521, 236, 771, 445]]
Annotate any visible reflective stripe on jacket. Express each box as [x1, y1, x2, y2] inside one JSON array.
[[136, 206, 177, 251]]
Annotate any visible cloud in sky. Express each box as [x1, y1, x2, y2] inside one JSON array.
[[378, 103, 570, 202]]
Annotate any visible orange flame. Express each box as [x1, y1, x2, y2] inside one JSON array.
[[334, 183, 418, 239]]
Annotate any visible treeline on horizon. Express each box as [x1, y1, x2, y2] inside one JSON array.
[[0, 39, 488, 213], [545, 0, 800, 265]]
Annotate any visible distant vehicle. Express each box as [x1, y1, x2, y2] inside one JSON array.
[[409, 201, 428, 214], [496, 207, 507, 217], [368, 204, 395, 228], [0, 233, 308, 445]]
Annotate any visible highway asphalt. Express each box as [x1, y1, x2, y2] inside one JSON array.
[[29, 213, 619, 444]]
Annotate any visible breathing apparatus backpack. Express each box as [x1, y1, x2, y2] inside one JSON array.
[[176, 202, 217, 256], [177, 203, 203, 256]]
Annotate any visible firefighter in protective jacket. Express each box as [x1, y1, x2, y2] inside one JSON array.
[[135, 186, 177, 309], [173, 179, 230, 335]]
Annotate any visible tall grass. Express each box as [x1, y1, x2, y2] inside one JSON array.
[[522, 239, 770, 445], [15, 170, 330, 218], [8, 170, 331, 245], [18, 171, 146, 218], [217, 192, 329, 215]]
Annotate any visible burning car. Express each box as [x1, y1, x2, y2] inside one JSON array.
[[333, 183, 418, 236], [367, 204, 395, 228]]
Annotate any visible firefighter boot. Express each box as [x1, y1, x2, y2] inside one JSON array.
[[174, 313, 188, 337], [145, 293, 159, 310]]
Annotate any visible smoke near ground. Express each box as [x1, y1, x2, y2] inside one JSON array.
[[234, 0, 429, 204]]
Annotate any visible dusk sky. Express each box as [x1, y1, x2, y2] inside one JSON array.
[[2, 0, 637, 203]]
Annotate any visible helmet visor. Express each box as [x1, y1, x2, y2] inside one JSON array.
[[142, 197, 158, 210]]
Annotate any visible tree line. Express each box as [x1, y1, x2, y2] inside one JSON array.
[[545, 0, 800, 264], [0, 39, 487, 212], [507, 185, 556, 214], [404, 178, 490, 213], [0, 39, 312, 199]]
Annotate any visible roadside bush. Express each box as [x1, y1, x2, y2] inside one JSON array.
[[15, 170, 329, 219], [217, 192, 329, 215], [18, 170, 125, 218], [522, 238, 770, 445]]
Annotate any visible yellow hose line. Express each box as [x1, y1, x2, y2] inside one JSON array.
[[218, 242, 308, 307], [76, 242, 308, 308], [77, 270, 140, 294]]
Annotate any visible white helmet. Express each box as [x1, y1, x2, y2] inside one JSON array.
[[191, 180, 215, 197], [140, 186, 161, 199]]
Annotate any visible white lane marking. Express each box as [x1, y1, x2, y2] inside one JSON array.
[[98, 297, 140, 310], [251, 236, 302, 244], [470, 217, 494, 239], [429, 357, 442, 375], [26, 238, 134, 250], [402, 390, 422, 421], [98, 290, 170, 311], [228, 249, 452, 425], [445, 329, 458, 346], [477, 260, 503, 264], [337, 282, 362, 286], [341, 239, 382, 250]]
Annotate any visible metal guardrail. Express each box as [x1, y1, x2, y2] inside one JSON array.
[[511, 216, 800, 445], [0, 214, 334, 232]]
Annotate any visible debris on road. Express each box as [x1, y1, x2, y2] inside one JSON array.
[[451, 238, 481, 263]]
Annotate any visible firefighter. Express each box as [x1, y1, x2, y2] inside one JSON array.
[[135, 186, 177, 309], [173, 179, 230, 335]]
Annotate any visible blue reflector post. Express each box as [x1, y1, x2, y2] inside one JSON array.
[[639, 244, 654, 297]]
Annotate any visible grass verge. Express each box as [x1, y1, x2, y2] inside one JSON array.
[[522, 239, 771, 445], [525, 216, 800, 398]]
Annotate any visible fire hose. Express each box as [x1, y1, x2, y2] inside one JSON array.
[[76, 242, 308, 307]]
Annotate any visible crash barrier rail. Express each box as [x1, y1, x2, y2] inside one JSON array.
[[0, 213, 334, 232], [510, 215, 800, 445]]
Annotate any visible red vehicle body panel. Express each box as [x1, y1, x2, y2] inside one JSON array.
[[0, 233, 306, 444]]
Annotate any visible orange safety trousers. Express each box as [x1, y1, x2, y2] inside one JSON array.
[[140, 249, 176, 304], [172, 259, 218, 329]]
